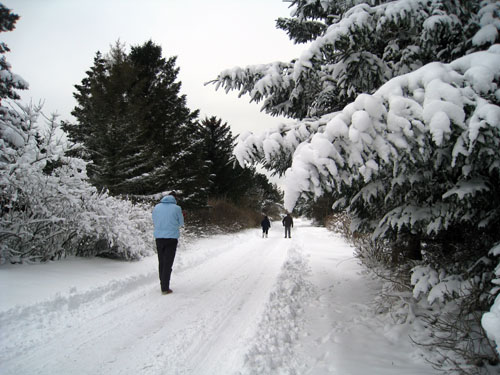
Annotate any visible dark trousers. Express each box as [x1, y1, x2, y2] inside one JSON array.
[[284, 226, 291, 238], [156, 238, 178, 292]]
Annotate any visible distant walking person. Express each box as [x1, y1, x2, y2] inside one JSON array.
[[152, 192, 184, 295], [261, 215, 271, 238], [282, 213, 294, 238]]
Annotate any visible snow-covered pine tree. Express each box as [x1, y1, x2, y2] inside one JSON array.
[[216, 0, 500, 250], [282, 48, 500, 250], [211, 0, 500, 366], [124, 40, 206, 202]]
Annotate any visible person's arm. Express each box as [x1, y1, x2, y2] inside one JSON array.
[[178, 207, 184, 227]]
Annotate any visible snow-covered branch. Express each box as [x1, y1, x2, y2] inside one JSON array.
[[211, 0, 500, 120], [283, 46, 500, 235], [0, 104, 154, 263]]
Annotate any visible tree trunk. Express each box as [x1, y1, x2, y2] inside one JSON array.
[[391, 238, 402, 265], [405, 233, 422, 260]]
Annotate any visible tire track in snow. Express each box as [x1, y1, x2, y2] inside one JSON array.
[[145, 235, 293, 375], [239, 243, 315, 375]]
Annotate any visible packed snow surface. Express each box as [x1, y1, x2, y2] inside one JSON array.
[[0, 219, 438, 374]]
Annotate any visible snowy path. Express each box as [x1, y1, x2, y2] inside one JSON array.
[[0, 220, 437, 374]]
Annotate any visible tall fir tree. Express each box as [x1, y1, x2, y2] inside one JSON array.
[[0, 4, 27, 102], [198, 116, 237, 199], [196, 116, 283, 207], [0, 4, 29, 153], [62, 41, 203, 203]]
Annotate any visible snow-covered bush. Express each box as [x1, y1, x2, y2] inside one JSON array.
[[71, 192, 154, 260], [0, 103, 154, 263]]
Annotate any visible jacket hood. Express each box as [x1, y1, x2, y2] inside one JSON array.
[[160, 195, 177, 204]]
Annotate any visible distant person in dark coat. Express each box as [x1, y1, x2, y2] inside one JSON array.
[[261, 215, 271, 238], [152, 191, 184, 295], [282, 213, 294, 238]]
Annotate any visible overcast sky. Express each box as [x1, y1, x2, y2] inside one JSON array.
[[3, 0, 304, 136]]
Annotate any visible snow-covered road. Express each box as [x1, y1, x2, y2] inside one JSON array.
[[0, 219, 437, 374]]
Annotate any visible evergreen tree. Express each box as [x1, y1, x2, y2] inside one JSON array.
[[124, 40, 203, 200], [216, 0, 500, 241], [0, 4, 27, 102], [213, 2, 500, 364], [0, 4, 28, 152], [198, 116, 237, 198], [196, 116, 283, 207], [62, 41, 201, 200]]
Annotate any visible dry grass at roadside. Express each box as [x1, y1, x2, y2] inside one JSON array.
[[185, 198, 264, 233]]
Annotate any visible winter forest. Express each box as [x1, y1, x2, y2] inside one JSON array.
[[1, 0, 500, 374]]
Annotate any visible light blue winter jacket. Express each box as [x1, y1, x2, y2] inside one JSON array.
[[152, 195, 184, 239]]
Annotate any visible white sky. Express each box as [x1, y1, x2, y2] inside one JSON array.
[[3, 0, 304, 136]]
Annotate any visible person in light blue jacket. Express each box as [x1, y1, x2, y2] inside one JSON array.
[[152, 192, 184, 295]]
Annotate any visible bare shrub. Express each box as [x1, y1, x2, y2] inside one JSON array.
[[411, 282, 499, 374], [184, 198, 262, 234], [325, 212, 351, 237]]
